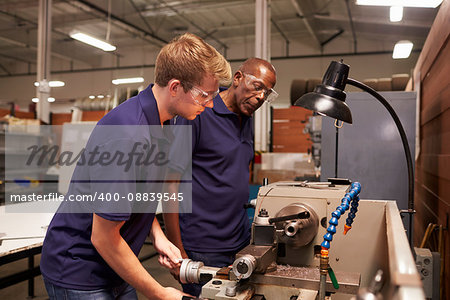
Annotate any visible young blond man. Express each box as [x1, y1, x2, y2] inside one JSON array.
[[41, 33, 231, 300]]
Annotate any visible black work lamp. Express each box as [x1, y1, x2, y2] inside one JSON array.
[[294, 60, 415, 246]]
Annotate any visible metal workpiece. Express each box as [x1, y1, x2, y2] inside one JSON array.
[[233, 245, 277, 279], [180, 259, 220, 284], [232, 254, 256, 280], [225, 283, 237, 297], [180, 259, 204, 284], [250, 265, 361, 295], [274, 203, 319, 248]]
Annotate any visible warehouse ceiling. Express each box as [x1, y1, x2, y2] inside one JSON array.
[[0, 0, 440, 76]]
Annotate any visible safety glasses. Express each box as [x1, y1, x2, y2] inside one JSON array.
[[190, 86, 219, 106], [243, 73, 278, 103]]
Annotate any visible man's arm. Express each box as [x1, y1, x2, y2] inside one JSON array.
[[91, 214, 186, 300], [149, 217, 185, 268], [162, 171, 189, 259]]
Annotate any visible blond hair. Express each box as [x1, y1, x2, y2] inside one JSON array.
[[155, 33, 231, 91]]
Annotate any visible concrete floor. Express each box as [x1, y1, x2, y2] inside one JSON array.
[[0, 242, 181, 299]]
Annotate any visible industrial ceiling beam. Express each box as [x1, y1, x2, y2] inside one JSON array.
[[313, 14, 433, 29], [0, 52, 35, 65], [345, 0, 357, 53], [0, 48, 423, 78], [0, 10, 98, 65], [289, 0, 321, 48], [271, 18, 290, 56], [72, 0, 168, 46], [0, 0, 61, 10], [127, 0, 155, 34], [156, 0, 228, 54], [0, 34, 90, 65], [320, 28, 344, 48], [141, 0, 253, 17], [0, 61, 11, 75]]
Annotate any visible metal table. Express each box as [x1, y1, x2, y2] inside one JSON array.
[[0, 203, 53, 298]]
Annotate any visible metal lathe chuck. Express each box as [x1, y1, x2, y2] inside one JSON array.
[[232, 254, 256, 280]]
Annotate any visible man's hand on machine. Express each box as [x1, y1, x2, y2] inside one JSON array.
[[169, 251, 188, 283]]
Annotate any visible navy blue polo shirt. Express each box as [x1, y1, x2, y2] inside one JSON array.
[[41, 84, 170, 290], [169, 91, 252, 252]]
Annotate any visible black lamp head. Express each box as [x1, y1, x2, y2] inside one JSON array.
[[294, 60, 353, 124]]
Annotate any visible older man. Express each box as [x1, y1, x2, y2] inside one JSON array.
[[164, 57, 277, 296]]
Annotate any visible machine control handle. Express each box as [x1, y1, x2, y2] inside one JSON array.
[[244, 203, 255, 209], [268, 211, 310, 224]]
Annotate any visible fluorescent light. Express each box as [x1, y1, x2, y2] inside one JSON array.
[[34, 80, 65, 87], [393, 40, 413, 59], [49, 80, 65, 87], [97, 95, 104, 99], [112, 77, 145, 85], [356, 0, 442, 8], [390, 6, 403, 22], [89, 95, 95, 99], [47, 97, 55, 102], [70, 31, 116, 52], [32, 97, 39, 103]]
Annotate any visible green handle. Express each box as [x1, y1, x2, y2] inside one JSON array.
[[328, 267, 339, 289]]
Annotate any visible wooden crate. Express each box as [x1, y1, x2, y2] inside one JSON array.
[[272, 107, 312, 153]]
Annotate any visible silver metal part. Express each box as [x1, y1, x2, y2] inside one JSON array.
[[255, 208, 270, 225], [233, 244, 277, 280], [284, 221, 300, 237], [274, 203, 319, 248], [255, 215, 270, 225], [180, 259, 204, 284], [225, 284, 237, 297], [232, 254, 256, 280], [356, 269, 384, 300], [319, 273, 327, 300], [202, 279, 255, 300]]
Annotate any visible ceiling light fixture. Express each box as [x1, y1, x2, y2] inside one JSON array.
[[356, 0, 442, 8], [47, 97, 55, 102], [393, 40, 413, 59], [89, 95, 95, 99], [112, 77, 145, 85], [70, 31, 116, 52], [32, 97, 39, 103], [34, 80, 65, 87], [390, 6, 403, 22]]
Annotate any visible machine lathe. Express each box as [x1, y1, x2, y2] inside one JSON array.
[[179, 181, 424, 300]]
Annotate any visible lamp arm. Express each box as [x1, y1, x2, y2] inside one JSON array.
[[347, 78, 415, 243]]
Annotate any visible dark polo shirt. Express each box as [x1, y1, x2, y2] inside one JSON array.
[[41, 84, 171, 289], [169, 91, 252, 252]]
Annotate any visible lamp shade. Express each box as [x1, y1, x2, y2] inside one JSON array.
[[294, 61, 353, 124]]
